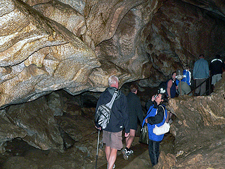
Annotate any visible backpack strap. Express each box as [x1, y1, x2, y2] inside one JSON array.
[[106, 90, 118, 109], [156, 105, 166, 120]]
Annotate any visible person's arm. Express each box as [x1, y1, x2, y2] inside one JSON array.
[[209, 62, 212, 76], [206, 62, 210, 77], [175, 79, 179, 90], [167, 80, 172, 98], [146, 106, 164, 125], [146, 95, 156, 112], [193, 62, 196, 79]]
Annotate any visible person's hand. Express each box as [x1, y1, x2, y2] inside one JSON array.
[[145, 118, 148, 123], [151, 95, 156, 101], [125, 133, 130, 137], [95, 126, 101, 131]]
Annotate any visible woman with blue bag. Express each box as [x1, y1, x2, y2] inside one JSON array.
[[143, 93, 168, 167]]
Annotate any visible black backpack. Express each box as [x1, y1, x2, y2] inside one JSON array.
[[95, 90, 118, 129]]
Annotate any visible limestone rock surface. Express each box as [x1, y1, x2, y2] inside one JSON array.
[[7, 96, 64, 150], [0, 0, 99, 108], [1, 0, 225, 168], [1, 0, 225, 108], [166, 74, 225, 168]]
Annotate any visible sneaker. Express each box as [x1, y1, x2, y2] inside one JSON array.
[[107, 163, 115, 169], [127, 149, 134, 155], [122, 148, 129, 160]]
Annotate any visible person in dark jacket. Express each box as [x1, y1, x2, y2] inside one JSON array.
[[122, 83, 143, 159], [143, 93, 168, 167], [95, 75, 130, 169], [209, 54, 225, 90]]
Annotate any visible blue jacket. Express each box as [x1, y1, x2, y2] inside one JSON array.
[[193, 58, 209, 79], [95, 87, 130, 133], [142, 102, 167, 142], [181, 69, 191, 85]]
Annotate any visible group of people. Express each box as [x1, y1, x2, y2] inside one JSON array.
[[165, 54, 225, 98], [94, 75, 169, 169], [94, 53, 225, 169], [164, 68, 192, 99], [193, 54, 225, 95]]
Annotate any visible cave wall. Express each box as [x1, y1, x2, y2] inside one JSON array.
[[0, 0, 225, 107]]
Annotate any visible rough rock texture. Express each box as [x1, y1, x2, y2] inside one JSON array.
[[0, 110, 27, 153], [0, 90, 101, 168], [0, 76, 224, 168], [183, 0, 225, 18], [1, 0, 225, 108], [33, 1, 86, 39], [140, 0, 225, 86], [0, 0, 99, 108], [1, 0, 225, 167], [166, 73, 225, 168], [7, 96, 64, 150]]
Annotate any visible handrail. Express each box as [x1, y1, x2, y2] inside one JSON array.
[[187, 76, 212, 96]]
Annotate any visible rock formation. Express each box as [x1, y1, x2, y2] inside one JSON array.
[[1, 0, 225, 168], [1, 0, 225, 108], [165, 73, 225, 168]]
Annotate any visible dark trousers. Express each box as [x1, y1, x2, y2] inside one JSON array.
[[148, 139, 160, 166]]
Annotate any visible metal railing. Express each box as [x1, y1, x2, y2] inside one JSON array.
[[187, 76, 212, 96]]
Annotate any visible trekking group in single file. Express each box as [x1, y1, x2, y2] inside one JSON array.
[[94, 54, 225, 169]]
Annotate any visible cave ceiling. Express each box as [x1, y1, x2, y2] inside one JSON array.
[[0, 0, 225, 108]]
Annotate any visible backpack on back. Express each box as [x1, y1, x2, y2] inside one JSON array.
[[95, 90, 118, 129]]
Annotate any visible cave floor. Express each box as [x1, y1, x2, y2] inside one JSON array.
[[98, 143, 148, 169]]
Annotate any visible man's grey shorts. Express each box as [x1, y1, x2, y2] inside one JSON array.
[[211, 74, 222, 85], [103, 130, 123, 150]]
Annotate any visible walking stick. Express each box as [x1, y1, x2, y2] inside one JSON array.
[[95, 130, 100, 169]]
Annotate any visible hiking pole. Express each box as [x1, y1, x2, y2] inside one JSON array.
[[95, 129, 100, 169]]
